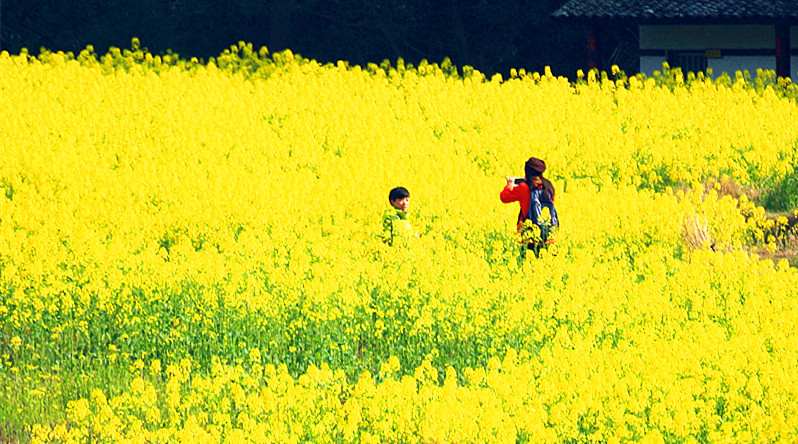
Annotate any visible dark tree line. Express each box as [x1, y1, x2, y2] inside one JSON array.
[[1, 0, 638, 77]]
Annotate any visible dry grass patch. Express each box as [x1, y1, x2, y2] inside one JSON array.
[[682, 176, 798, 266]]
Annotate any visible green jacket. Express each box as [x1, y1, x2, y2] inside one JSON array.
[[382, 207, 416, 246]]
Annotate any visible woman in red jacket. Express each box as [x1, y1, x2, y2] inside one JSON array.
[[500, 157, 558, 258]]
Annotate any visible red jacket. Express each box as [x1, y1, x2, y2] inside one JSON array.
[[500, 181, 532, 225], [501, 179, 557, 225]]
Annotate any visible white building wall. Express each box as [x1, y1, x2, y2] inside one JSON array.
[[640, 54, 778, 80], [709, 56, 776, 77], [639, 24, 796, 81], [639, 25, 773, 50], [640, 56, 667, 75], [793, 26, 798, 79]]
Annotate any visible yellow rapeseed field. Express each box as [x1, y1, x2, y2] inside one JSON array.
[[2, 42, 798, 442]]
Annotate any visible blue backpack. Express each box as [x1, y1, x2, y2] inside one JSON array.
[[525, 186, 559, 244]]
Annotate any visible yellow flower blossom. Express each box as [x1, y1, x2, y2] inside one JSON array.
[[4, 44, 798, 443]]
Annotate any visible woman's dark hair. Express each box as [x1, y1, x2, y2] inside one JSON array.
[[524, 161, 555, 202], [389, 187, 410, 201]]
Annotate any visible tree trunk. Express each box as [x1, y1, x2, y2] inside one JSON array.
[[269, 0, 297, 52], [450, 0, 470, 63]]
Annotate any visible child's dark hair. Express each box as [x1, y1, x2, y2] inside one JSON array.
[[389, 187, 410, 201]]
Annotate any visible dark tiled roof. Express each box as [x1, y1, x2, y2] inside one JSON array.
[[552, 0, 798, 20]]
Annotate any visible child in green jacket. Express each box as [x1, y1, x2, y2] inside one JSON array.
[[382, 187, 417, 246]]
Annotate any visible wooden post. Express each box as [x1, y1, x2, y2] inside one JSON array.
[[775, 23, 790, 79], [587, 23, 602, 71]]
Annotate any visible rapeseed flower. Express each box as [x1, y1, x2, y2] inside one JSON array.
[[5, 44, 798, 443]]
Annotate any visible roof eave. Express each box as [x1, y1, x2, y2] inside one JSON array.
[[550, 14, 798, 26]]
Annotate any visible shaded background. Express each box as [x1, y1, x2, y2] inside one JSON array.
[[1, 0, 638, 78]]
